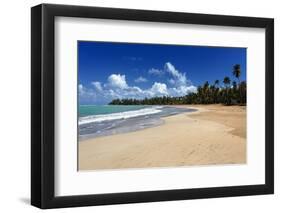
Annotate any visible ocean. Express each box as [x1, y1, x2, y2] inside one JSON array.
[[78, 105, 195, 140]]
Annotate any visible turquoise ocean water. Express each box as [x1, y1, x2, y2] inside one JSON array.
[[78, 105, 195, 140], [79, 105, 147, 117]]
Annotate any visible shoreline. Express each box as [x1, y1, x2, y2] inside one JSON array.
[[79, 106, 195, 140], [79, 104, 246, 171]]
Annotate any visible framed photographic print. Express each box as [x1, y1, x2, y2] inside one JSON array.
[[31, 4, 274, 209]]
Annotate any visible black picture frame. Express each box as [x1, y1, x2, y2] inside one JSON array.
[[31, 3, 274, 209]]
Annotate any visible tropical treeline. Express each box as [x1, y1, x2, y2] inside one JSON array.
[[109, 64, 246, 106]]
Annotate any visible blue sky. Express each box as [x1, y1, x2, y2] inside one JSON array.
[[78, 41, 246, 105]]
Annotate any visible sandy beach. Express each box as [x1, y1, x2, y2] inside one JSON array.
[[78, 105, 246, 171]]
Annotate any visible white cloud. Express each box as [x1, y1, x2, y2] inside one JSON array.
[[107, 74, 128, 89], [164, 62, 187, 87], [78, 84, 86, 95], [165, 62, 180, 78], [78, 84, 83, 92], [168, 85, 197, 97], [134, 76, 147, 83], [91, 81, 103, 91], [78, 84, 100, 104], [79, 63, 197, 104], [168, 79, 176, 85], [148, 68, 164, 76], [150, 82, 168, 96]]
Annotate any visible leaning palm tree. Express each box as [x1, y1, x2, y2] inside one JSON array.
[[223, 77, 231, 105]]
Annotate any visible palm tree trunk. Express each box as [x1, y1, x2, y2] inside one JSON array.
[[238, 77, 242, 104]]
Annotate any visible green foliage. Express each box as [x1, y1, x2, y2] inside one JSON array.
[[233, 64, 241, 80], [109, 64, 246, 106]]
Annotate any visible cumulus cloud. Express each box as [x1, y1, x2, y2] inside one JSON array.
[[79, 84, 100, 104], [148, 68, 164, 76], [107, 74, 128, 89], [168, 85, 197, 97], [165, 62, 196, 96], [134, 76, 147, 83], [79, 62, 197, 104], [165, 62, 180, 78], [148, 62, 196, 96], [78, 84, 84, 94], [164, 62, 188, 87], [150, 82, 168, 96], [91, 81, 103, 91], [168, 79, 176, 85]]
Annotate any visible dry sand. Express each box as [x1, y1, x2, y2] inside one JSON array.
[[78, 105, 246, 170]]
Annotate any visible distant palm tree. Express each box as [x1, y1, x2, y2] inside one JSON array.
[[223, 77, 231, 105], [232, 64, 242, 103], [203, 81, 210, 103], [214, 80, 219, 87], [232, 64, 241, 84], [231, 81, 238, 103], [203, 81, 209, 91], [223, 77, 231, 87], [210, 85, 215, 103], [213, 80, 220, 103], [232, 81, 237, 90], [197, 86, 203, 103]]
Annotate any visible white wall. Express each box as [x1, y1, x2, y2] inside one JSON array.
[[0, 0, 279, 212]]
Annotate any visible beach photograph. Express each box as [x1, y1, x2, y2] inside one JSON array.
[[78, 41, 246, 171]]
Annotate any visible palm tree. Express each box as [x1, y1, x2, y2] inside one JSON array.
[[210, 85, 215, 103], [213, 80, 220, 103], [223, 77, 231, 88], [231, 81, 238, 103], [223, 77, 231, 105], [203, 81, 210, 103], [232, 81, 237, 90], [232, 64, 241, 83], [214, 80, 219, 87], [109, 64, 247, 106], [240, 81, 247, 104], [232, 64, 242, 103], [197, 86, 203, 103]]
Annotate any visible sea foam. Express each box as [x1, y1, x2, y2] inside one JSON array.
[[79, 106, 163, 125]]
